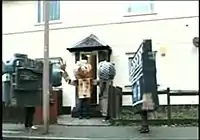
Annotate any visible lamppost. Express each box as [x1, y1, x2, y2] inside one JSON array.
[[43, 0, 50, 133]]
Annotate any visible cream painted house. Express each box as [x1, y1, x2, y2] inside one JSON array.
[[3, 1, 199, 110]]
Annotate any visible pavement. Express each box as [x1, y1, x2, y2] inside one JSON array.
[[57, 115, 110, 126], [3, 123, 198, 140]]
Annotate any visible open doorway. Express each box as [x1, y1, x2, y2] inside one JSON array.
[[66, 34, 112, 119]]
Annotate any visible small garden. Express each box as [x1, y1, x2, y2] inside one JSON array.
[[111, 105, 198, 126]]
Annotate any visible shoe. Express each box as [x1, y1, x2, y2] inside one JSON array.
[[105, 116, 110, 120], [102, 119, 106, 122], [139, 127, 150, 133], [79, 116, 83, 119], [86, 116, 90, 119], [31, 126, 38, 130], [102, 119, 109, 123], [138, 126, 143, 132]]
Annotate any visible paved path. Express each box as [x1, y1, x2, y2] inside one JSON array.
[[3, 124, 198, 140], [57, 115, 110, 126]]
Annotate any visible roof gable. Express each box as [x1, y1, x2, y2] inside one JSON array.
[[67, 34, 111, 53]]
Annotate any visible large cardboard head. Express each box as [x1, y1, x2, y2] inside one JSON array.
[[98, 60, 116, 80], [73, 60, 92, 79]]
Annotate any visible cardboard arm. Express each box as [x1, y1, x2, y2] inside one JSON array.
[[68, 79, 78, 86], [62, 70, 70, 82]]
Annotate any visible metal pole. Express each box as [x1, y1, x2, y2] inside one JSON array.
[[43, 0, 50, 133]]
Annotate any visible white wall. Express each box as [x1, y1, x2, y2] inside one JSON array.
[[3, 1, 198, 34], [3, 1, 199, 106]]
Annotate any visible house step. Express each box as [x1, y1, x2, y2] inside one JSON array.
[[71, 104, 102, 118], [57, 115, 109, 126]]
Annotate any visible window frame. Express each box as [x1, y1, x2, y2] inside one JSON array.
[[125, 52, 136, 81], [128, 56, 134, 76], [37, 1, 61, 24], [124, 1, 156, 17], [123, 52, 136, 89]]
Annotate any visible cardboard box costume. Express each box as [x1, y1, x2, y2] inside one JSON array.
[[78, 78, 92, 99], [97, 61, 116, 117], [72, 60, 93, 99]]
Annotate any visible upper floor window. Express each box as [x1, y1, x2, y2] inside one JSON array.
[[127, 1, 154, 15], [37, 1, 60, 23]]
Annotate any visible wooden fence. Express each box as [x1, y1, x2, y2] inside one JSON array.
[[159, 87, 198, 126], [112, 87, 199, 126]]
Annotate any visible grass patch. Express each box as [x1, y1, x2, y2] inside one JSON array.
[[112, 105, 198, 126]]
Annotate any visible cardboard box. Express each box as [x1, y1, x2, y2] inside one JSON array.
[[78, 78, 92, 99]]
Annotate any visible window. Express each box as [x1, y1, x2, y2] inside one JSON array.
[[127, 1, 154, 15], [128, 57, 134, 76], [37, 1, 60, 23]]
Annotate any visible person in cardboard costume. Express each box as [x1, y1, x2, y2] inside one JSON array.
[[97, 61, 116, 121], [61, 60, 94, 119], [61, 60, 116, 120]]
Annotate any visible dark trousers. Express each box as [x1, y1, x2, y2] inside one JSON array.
[[24, 107, 35, 128], [140, 111, 148, 127], [79, 98, 90, 117]]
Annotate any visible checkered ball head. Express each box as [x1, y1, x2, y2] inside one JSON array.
[[98, 61, 116, 80]]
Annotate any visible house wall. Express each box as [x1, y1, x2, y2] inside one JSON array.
[[3, 1, 199, 107]]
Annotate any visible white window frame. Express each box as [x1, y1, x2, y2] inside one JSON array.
[[128, 56, 134, 76], [124, 52, 136, 88], [125, 1, 155, 16], [126, 52, 136, 76], [37, 1, 61, 24]]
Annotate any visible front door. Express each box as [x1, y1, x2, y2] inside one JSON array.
[[88, 54, 97, 104], [81, 50, 110, 105]]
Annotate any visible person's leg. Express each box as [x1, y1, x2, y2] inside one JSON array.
[[84, 98, 90, 119], [79, 99, 83, 119], [28, 107, 35, 127], [82, 98, 87, 118], [24, 107, 36, 128], [101, 97, 110, 122], [104, 82, 110, 121], [99, 81, 106, 117], [104, 98, 110, 121], [139, 111, 149, 133], [24, 107, 29, 128]]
